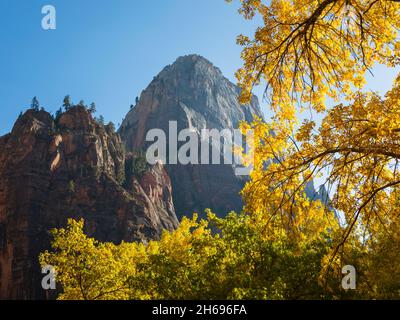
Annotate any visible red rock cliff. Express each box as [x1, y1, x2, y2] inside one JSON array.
[[0, 106, 178, 299]]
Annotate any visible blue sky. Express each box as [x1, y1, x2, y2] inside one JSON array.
[[0, 0, 261, 135], [0, 0, 399, 136]]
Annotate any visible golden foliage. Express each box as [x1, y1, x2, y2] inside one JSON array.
[[232, 0, 400, 253], [229, 0, 400, 128], [40, 213, 338, 300]]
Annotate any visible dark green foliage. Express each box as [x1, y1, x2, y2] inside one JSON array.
[[55, 108, 63, 121], [88, 102, 96, 114], [78, 100, 86, 108], [131, 151, 148, 176], [67, 180, 76, 193], [125, 151, 148, 181], [116, 167, 126, 185], [106, 122, 116, 132], [31, 97, 40, 111], [63, 95, 72, 111], [96, 115, 105, 125]]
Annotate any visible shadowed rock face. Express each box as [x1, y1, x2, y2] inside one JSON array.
[[119, 54, 264, 219], [0, 107, 178, 299]]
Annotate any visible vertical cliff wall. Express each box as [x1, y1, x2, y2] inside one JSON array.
[[0, 107, 178, 299]]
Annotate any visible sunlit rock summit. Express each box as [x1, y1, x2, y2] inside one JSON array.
[[119, 54, 263, 218]]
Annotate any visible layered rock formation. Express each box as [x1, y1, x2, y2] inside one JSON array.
[[0, 107, 178, 299], [119, 54, 264, 219]]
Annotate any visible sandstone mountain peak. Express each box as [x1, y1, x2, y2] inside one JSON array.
[[157, 54, 223, 79], [120, 56, 263, 219]]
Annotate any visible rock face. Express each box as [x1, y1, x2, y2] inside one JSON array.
[[0, 107, 178, 299], [119, 54, 263, 218], [305, 180, 336, 214]]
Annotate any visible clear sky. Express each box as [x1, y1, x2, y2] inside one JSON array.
[[0, 0, 399, 136]]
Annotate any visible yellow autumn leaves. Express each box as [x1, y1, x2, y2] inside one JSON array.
[[233, 0, 400, 128], [234, 0, 400, 254], [40, 211, 340, 300], [241, 74, 400, 254], [40, 210, 400, 299]]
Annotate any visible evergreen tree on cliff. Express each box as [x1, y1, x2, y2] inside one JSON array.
[[31, 96, 39, 111]]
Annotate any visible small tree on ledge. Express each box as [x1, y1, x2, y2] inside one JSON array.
[[63, 95, 72, 111], [88, 102, 96, 114], [96, 115, 105, 125], [31, 97, 39, 111]]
